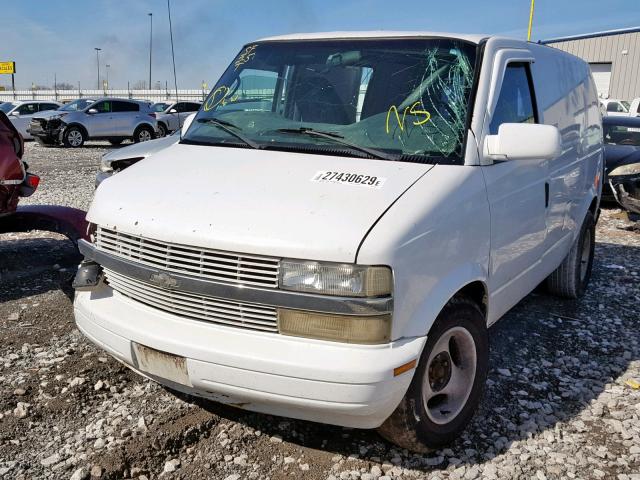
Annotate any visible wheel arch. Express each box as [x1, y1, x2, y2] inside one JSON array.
[[63, 122, 88, 139], [399, 264, 489, 339]]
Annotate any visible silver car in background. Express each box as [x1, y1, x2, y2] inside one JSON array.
[[151, 101, 201, 137], [30, 98, 159, 148]]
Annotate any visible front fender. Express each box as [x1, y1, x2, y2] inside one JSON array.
[[0, 205, 88, 244], [401, 265, 488, 338]]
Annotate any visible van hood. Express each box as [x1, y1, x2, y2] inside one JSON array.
[[89, 144, 433, 262]]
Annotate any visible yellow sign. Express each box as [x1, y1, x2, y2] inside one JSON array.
[[0, 62, 16, 74]]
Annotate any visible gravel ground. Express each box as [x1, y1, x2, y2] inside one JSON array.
[[0, 141, 639, 480]]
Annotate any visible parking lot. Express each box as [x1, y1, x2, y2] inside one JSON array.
[[0, 141, 639, 480]]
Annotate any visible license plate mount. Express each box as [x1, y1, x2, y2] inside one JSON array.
[[132, 343, 192, 386]]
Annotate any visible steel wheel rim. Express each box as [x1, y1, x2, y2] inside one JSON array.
[[580, 230, 592, 282], [68, 130, 82, 146], [423, 326, 477, 425], [139, 130, 151, 142]]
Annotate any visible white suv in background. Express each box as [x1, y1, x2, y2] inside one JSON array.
[[0, 100, 62, 139], [151, 101, 201, 137]]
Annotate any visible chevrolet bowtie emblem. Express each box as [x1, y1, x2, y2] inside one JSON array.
[[149, 272, 178, 289]]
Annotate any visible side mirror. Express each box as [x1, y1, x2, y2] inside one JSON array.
[[87, 108, 98, 114], [181, 113, 196, 134], [10, 110, 20, 117], [485, 123, 561, 161], [169, 108, 178, 114]]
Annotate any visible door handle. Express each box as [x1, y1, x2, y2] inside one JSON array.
[[545, 182, 550, 208]]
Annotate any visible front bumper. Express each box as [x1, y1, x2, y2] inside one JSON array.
[[74, 285, 424, 428], [610, 174, 640, 214], [28, 118, 64, 143]]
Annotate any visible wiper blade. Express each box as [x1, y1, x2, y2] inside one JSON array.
[[275, 127, 397, 161], [196, 118, 262, 150]]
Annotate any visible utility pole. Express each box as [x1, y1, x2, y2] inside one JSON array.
[[94, 47, 102, 90], [54, 72, 57, 100], [106, 64, 110, 90], [167, 0, 179, 108], [148, 13, 153, 90], [527, 0, 535, 42]]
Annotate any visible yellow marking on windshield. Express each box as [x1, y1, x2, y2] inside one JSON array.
[[234, 44, 258, 70], [385, 101, 431, 135], [203, 86, 240, 111]]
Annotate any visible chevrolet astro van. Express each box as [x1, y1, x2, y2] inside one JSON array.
[[73, 32, 603, 450]]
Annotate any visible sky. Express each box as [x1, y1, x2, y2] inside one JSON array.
[[2, 0, 640, 90]]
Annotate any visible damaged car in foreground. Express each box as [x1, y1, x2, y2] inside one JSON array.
[[603, 116, 640, 214], [73, 32, 602, 451]]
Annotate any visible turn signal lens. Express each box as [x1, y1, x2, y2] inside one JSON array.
[[278, 309, 391, 344], [279, 260, 392, 297]]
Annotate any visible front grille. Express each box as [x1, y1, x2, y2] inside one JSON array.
[[105, 268, 279, 332], [95, 226, 280, 288]]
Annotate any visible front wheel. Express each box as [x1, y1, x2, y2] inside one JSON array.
[[63, 127, 85, 148], [546, 211, 595, 298], [157, 123, 168, 138], [134, 126, 154, 143], [377, 297, 488, 452]]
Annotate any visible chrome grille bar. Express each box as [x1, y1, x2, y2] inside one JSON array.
[[104, 268, 279, 333], [96, 227, 280, 288]]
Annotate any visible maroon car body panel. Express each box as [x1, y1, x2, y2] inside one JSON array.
[[0, 111, 25, 215], [0, 111, 88, 242]]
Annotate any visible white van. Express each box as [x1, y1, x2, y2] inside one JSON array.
[[74, 32, 603, 451]]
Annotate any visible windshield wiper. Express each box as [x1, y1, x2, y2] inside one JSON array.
[[275, 127, 397, 161], [195, 118, 262, 150]]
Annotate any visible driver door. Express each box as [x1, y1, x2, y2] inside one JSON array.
[[84, 100, 113, 137], [480, 54, 549, 317]]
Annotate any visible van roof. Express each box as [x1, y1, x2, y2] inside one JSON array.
[[258, 31, 488, 44]]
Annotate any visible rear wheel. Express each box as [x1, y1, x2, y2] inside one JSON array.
[[63, 127, 85, 148], [377, 297, 488, 452], [546, 211, 595, 298], [134, 125, 154, 143], [157, 123, 168, 138]]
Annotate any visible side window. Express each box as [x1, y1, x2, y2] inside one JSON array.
[[17, 103, 38, 115], [489, 63, 537, 135], [40, 103, 59, 112], [607, 102, 624, 113], [113, 101, 139, 112], [186, 102, 201, 112], [174, 103, 187, 113], [92, 101, 111, 113]]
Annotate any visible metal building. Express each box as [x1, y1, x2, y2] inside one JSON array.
[[541, 26, 640, 101]]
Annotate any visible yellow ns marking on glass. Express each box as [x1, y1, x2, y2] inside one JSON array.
[[386, 102, 431, 134], [203, 86, 231, 111]]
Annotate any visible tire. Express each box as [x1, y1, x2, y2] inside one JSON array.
[[63, 127, 85, 148], [157, 123, 168, 138], [546, 211, 595, 298], [108, 139, 123, 146], [134, 125, 154, 143], [377, 297, 488, 452]]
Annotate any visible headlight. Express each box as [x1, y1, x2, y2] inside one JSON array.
[[609, 163, 640, 176], [278, 309, 391, 344], [279, 260, 392, 297], [49, 113, 68, 121], [99, 158, 113, 173]]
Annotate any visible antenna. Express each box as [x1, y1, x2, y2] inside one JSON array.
[[167, 0, 181, 129]]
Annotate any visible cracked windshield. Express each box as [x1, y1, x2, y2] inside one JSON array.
[[184, 39, 477, 162]]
